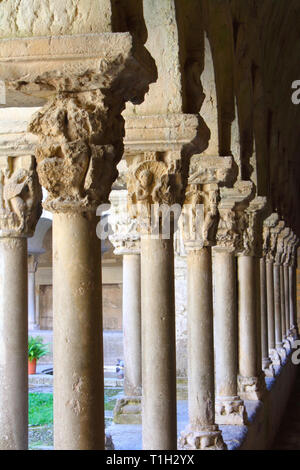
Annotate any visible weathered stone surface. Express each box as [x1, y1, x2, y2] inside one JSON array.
[[113, 397, 142, 425], [0, 155, 42, 237]]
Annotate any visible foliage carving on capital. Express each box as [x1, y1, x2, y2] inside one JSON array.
[[263, 213, 279, 261], [237, 197, 267, 257], [215, 181, 253, 252], [126, 152, 184, 234], [29, 90, 124, 213], [0, 156, 42, 238]]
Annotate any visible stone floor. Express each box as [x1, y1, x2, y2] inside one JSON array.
[[272, 368, 300, 450]]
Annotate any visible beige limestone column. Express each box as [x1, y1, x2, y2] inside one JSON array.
[[25, 32, 156, 450], [123, 252, 142, 397], [28, 254, 38, 330], [109, 190, 142, 424], [0, 156, 42, 450], [280, 264, 287, 342], [214, 249, 246, 424], [141, 234, 177, 450], [260, 257, 274, 376], [179, 247, 225, 449], [284, 264, 290, 337], [52, 211, 104, 449], [178, 164, 231, 450], [236, 197, 266, 400], [273, 263, 286, 360], [114, 247, 142, 424], [213, 184, 253, 425], [237, 255, 265, 399], [289, 236, 299, 338]]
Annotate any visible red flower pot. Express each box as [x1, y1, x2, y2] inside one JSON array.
[[28, 358, 37, 375]]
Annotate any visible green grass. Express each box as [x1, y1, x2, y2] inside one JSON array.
[[29, 393, 53, 426], [28, 389, 121, 427]]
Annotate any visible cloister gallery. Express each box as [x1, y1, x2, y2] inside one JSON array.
[[0, 0, 299, 451]]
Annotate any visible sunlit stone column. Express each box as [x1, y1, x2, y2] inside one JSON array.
[[214, 183, 252, 425], [0, 156, 42, 450], [28, 254, 39, 330], [236, 197, 266, 400], [260, 257, 274, 376], [126, 155, 182, 450], [289, 235, 299, 338], [179, 156, 232, 450], [273, 224, 288, 360], [109, 191, 142, 424], [26, 32, 156, 449]]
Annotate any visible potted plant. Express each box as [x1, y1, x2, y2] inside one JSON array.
[[28, 336, 49, 375]]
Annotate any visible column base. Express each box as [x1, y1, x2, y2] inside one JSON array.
[[105, 434, 115, 450], [269, 348, 282, 366], [238, 374, 266, 401], [283, 337, 293, 352], [178, 425, 227, 450], [262, 358, 276, 378], [113, 396, 142, 424], [276, 343, 287, 361], [215, 396, 247, 425]]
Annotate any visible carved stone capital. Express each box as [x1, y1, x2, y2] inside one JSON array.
[[28, 253, 39, 273], [274, 224, 289, 265], [178, 425, 226, 450], [236, 196, 267, 257], [180, 155, 233, 250], [215, 396, 247, 425], [0, 33, 157, 213], [263, 212, 279, 260], [283, 229, 294, 266], [126, 151, 185, 235], [109, 191, 140, 255], [238, 373, 266, 401], [0, 156, 42, 238], [215, 181, 253, 252]]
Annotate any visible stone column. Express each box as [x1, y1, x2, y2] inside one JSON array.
[[178, 156, 232, 450], [264, 214, 282, 366], [109, 191, 142, 424], [273, 224, 289, 360], [26, 32, 156, 450], [0, 155, 42, 450], [260, 257, 274, 376], [289, 235, 299, 338], [284, 263, 290, 338], [236, 197, 266, 401], [28, 253, 39, 330], [214, 182, 252, 425]]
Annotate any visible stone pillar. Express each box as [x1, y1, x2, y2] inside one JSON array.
[[284, 264, 290, 338], [26, 32, 156, 450], [236, 197, 266, 400], [213, 182, 252, 425], [273, 225, 290, 360], [178, 156, 231, 450], [289, 235, 299, 338], [28, 254, 39, 330], [0, 155, 42, 450], [260, 257, 274, 376], [141, 233, 177, 450], [264, 214, 282, 366], [109, 192, 142, 424]]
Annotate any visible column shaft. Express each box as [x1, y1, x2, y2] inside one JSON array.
[[238, 256, 257, 377], [187, 247, 214, 427], [260, 258, 274, 375], [284, 265, 290, 336], [289, 265, 296, 333], [123, 253, 142, 396], [141, 236, 177, 450], [266, 260, 276, 350], [0, 237, 28, 450], [280, 265, 286, 341], [28, 270, 36, 329], [53, 212, 104, 450], [273, 264, 283, 348], [214, 250, 246, 424]]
